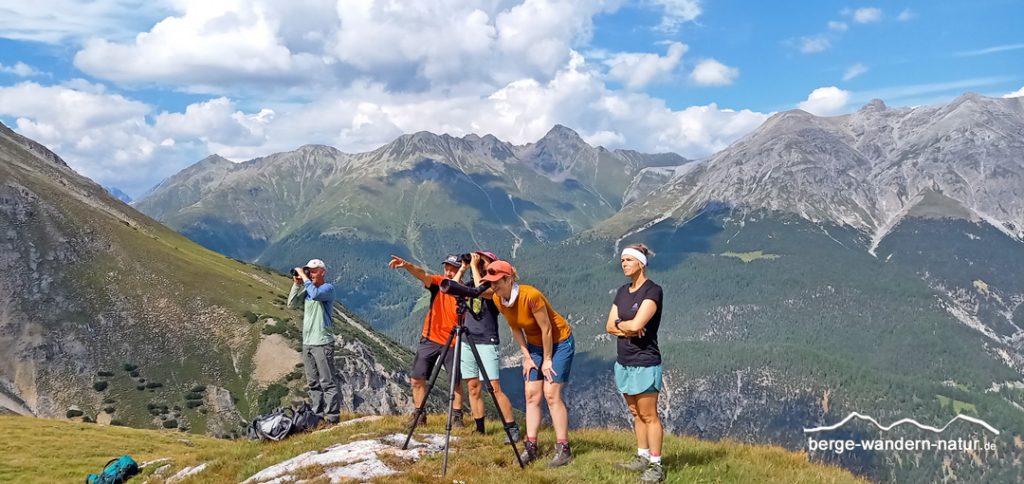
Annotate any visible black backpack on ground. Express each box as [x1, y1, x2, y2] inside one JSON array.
[[247, 403, 321, 441], [290, 403, 321, 433], [247, 407, 294, 441]]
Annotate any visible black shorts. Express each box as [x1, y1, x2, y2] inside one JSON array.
[[411, 338, 458, 380]]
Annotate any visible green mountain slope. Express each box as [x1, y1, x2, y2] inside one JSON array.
[[0, 122, 413, 433]]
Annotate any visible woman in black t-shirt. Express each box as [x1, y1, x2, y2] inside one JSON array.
[[605, 243, 665, 482]]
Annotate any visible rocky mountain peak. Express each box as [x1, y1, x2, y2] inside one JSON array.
[[295, 144, 344, 156], [516, 124, 593, 175], [541, 124, 585, 143], [859, 99, 887, 113], [197, 154, 232, 166]]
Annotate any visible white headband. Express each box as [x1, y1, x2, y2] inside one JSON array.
[[621, 248, 648, 267]]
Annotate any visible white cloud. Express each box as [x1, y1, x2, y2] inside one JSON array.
[[1003, 86, 1024, 99], [799, 35, 832, 53], [72, 0, 624, 93], [247, 51, 767, 158], [604, 42, 687, 90], [827, 21, 848, 31], [842, 63, 868, 81], [0, 62, 42, 77], [60, 78, 110, 94], [73, 0, 328, 91], [851, 7, 882, 23], [798, 86, 851, 116], [953, 43, 1024, 57], [583, 130, 626, 147], [153, 97, 270, 146], [0, 0, 173, 44], [690, 59, 738, 86], [651, 0, 702, 32], [897, 9, 915, 21], [0, 82, 149, 131]]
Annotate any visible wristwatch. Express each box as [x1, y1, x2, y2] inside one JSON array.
[[614, 318, 622, 329]]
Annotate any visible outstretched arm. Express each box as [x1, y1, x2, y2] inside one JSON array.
[[389, 255, 432, 287]]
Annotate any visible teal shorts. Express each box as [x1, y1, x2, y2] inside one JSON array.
[[614, 362, 662, 396], [460, 342, 501, 381]]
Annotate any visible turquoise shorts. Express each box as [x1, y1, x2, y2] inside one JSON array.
[[614, 362, 662, 396], [460, 342, 501, 381]]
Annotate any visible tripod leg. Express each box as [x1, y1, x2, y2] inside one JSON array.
[[442, 329, 463, 476], [463, 332, 525, 469], [402, 327, 459, 450]]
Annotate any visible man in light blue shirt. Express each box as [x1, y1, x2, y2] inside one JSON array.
[[287, 258, 339, 424]]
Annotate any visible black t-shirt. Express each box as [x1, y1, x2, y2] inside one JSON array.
[[613, 279, 663, 366], [464, 281, 500, 345]]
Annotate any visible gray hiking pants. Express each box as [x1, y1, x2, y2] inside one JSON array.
[[302, 344, 340, 423]]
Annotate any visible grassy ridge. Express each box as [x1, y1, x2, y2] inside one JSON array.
[[0, 415, 866, 484]]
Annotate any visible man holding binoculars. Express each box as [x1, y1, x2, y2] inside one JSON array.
[[287, 258, 340, 425]]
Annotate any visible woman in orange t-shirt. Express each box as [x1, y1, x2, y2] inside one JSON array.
[[482, 260, 574, 467]]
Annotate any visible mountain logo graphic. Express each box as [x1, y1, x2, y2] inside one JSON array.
[[804, 412, 1000, 435]]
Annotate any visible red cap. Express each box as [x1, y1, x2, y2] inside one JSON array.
[[481, 260, 516, 282], [474, 250, 498, 262]]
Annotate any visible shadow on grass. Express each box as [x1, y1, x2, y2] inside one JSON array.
[[663, 448, 728, 469]]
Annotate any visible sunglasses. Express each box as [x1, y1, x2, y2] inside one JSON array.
[[486, 268, 507, 276]]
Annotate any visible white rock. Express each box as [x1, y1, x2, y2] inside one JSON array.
[[166, 463, 209, 483], [242, 433, 451, 484]]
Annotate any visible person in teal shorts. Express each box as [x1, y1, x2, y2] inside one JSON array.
[[605, 243, 665, 483]]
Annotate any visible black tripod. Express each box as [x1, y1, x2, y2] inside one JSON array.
[[402, 295, 525, 475]]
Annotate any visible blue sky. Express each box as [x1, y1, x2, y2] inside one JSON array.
[[0, 1, 1021, 197]]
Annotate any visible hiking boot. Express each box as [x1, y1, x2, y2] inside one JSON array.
[[451, 409, 465, 428], [406, 412, 426, 428], [504, 423, 521, 444], [615, 455, 650, 472], [548, 442, 573, 468], [519, 440, 539, 466], [640, 463, 665, 483]]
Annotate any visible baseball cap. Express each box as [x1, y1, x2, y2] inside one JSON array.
[[481, 260, 516, 282], [305, 259, 327, 270], [474, 250, 499, 262], [442, 254, 461, 268]]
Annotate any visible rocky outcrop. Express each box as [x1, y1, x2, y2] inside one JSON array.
[[203, 386, 245, 437], [334, 338, 413, 415]]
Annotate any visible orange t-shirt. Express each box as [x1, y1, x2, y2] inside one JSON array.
[[421, 275, 458, 345], [492, 284, 571, 346]]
